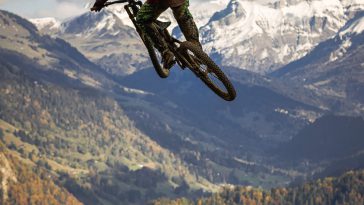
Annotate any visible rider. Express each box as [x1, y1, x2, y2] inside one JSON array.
[[92, 0, 201, 69]]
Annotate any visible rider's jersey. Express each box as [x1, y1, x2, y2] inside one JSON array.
[[146, 0, 186, 7]]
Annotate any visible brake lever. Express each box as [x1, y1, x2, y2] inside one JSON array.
[[90, 0, 129, 12]]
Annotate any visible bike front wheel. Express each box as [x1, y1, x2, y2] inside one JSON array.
[[180, 41, 236, 101], [142, 34, 170, 78]]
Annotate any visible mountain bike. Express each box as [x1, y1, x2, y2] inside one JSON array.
[[92, 0, 236, 101]]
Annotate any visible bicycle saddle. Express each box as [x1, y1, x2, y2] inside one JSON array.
[[155, 20, 171, 30]]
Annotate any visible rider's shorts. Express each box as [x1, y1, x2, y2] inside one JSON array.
[[136, 0, 193, 27]]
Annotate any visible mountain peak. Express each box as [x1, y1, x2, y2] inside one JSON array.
[[30, 17, 60, 33], [200, 0, 364, 73], [60, 10, 126, 37]]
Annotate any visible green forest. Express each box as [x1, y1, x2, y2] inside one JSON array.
[[152, 170, 364, 205], [0, 143, 82, 205]]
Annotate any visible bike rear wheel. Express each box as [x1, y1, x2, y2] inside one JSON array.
[[142, 34, 170, 78], [180, 41, 236, 101]]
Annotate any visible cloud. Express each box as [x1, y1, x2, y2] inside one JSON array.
[[55, 0, 90, 3], [36, 1, 89, 19]]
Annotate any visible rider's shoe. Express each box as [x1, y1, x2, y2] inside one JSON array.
[[143, 22, 175, 69], [162, 49, 175, 70]]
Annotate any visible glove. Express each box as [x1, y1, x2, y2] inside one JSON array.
[[91, 0, 108, 12]]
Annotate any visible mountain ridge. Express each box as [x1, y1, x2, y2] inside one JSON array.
[[0, 10, 217, 204], [29, 0, 364, 75], [271, 11, 364, 115], [201, 0, 364, 73], [2, 3, 364, 204]]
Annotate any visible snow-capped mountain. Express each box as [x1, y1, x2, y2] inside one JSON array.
[[172, 0, 229, 38], [106, 0, 228, 33], [190, 0, 229, 27], [272, 12, 364, 115], [60, 10, 149, 76], [30, 17, 61, 34], [59, 10, 149, 76], [29, 0, 229, 76], [201, 0, 364, 73], [60, 10, 136, 38], [331, 11, 364, 61], [30, 0, 364, 76]]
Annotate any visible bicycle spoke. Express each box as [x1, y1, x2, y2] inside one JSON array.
[[154, 48, 162, 63], [208, 73, 226, 92], [187, 50, 210, 75], [180, 41, 236, 101], [195, 55, 227, 93], [210, 72, 219, 79]]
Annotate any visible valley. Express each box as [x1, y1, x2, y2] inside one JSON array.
[[1, 0, 364, 204]]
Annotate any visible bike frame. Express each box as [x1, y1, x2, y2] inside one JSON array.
[[100, 0, 199, 71], [93, 0, 236, 101]]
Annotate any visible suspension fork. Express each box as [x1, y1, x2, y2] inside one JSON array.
[[124, 0, 194, 71], [124, 1, 144, 37]]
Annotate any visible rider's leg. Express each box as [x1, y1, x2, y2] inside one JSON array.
[[172, 0, 202, 48], [136, 3, 175, 69]]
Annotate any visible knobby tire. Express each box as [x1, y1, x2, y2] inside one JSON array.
[[142, 34, 170, 78], [180, 41, 236, 101]]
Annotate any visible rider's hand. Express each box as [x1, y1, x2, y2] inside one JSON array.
[[91, 0, 108, 12]]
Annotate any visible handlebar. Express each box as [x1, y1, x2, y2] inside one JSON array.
[[91, 0, 129, 11]]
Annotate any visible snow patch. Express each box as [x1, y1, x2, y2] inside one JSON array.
[[329, 39, 352, 62], [275, 108, 289, 115], [340, 16, 364, 36], [30, 17, 61, 31], [122, 87, 154, 96], [106, 6, 135, 28], [200, 0, 362, 73], [260, 49, 269, 59]]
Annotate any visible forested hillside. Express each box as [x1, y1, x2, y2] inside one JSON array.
[[0, 45, 212, 205], [0, 142, 82, 205], [1, 2, 364, 204], [152, 169, 364, 205], [0, 10, 214, 204]]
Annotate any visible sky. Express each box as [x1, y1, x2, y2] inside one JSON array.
[[0, 0, 210, 20], [0, 0, 95, 19]]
